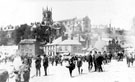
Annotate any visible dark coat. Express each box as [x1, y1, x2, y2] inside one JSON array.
[[96, 55, 104, 66], [66, 59, 75, 70], [87, 54, 93, 63], [35, 57, 41, 69], [43, 56, 49, 68], [69, 62, 75, 70], [77, 60, 82, 67]]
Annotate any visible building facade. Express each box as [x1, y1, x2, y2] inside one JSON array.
[[57, 16, 91, 35], [0, 25, 19, 31]]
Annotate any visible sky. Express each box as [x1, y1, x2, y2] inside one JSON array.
[[0, 0, 135, 30]]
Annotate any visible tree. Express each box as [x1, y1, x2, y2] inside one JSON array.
[[13, 24, 32, 44], [13, 23, 65, 45], [105, 27, 113, 36], [115, 29, 125, 35], [33, 25, 52, 43], [0, 31, 8, 45], [107, 38, 124, 54]]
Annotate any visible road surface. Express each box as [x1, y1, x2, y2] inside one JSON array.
[[4, 58, 135, 82]]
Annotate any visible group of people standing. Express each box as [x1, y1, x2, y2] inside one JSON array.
[[14, 55, 32, 82], [49, 54, 63, 66], [34, 50, 126, 78], [12, 50, 115, 82], [66, 50, 113, 77], [35, 54, 49, 76], [13, 53, 49, 82]]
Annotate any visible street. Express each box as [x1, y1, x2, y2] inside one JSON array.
[[6, 58, 135, 82]]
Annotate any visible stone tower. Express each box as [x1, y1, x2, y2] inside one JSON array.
[[42, 7, 53, 26]]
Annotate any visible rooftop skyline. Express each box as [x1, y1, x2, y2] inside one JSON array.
[[0, 0, 135, 30]]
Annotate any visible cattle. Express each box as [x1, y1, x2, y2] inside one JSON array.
[[0, 69, 9, 82]]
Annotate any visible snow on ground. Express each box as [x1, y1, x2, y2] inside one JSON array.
[[2, 58, 135, 82]]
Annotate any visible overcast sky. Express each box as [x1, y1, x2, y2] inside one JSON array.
[[0, 0, 135, 30]]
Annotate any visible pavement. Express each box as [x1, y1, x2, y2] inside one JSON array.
[[2, 58, 135, 82]]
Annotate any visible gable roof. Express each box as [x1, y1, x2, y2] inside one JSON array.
[[59, 39, 81, 45], [19, 39, 36, 44]]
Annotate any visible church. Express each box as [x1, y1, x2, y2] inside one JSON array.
[[41, 7, 91, 55]]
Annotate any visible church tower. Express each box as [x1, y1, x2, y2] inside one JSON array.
[[42, 7, 53, 26]]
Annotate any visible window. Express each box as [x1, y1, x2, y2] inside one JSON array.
[[65, 46, 68, 51], [58, 47, 62, 51], [73, 46, 77, 52]]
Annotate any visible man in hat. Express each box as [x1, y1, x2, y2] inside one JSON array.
[[43, 54, 49, 76], [77, 57, 83, 74], [55, 53, 59, 66], [66, 59, 75, 77], [93, 51, 98, 72], [87, 51, 93, 72], [35, 55, 41, 76], [96, 52, 104, 72]]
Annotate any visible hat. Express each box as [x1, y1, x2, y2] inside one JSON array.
[[43, 54, 46, 57], [90, 51, 92, 53], [37, 55, 40, 57]]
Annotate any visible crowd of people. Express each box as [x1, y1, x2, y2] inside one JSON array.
[[5, 49, 135, 82], [65, 51, 113, 77], [35, 54, 49, 76]]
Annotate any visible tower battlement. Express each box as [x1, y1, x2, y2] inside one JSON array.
[[42, 7, 53, 26]]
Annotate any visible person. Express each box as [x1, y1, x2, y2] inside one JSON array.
[[28, 57, 32, 67], [93, 51, 98, 72], [87, 51, 93, 72], [43, 54, 49, 76], [96, 52, 104, 72], [51, 56, 55, 66], [23, 57, 28, 65], [59, 55, 63, 66], [14, 61, 30, 82], [14, 69, 20, 82], [103, 51, 108, 64], [118, 51, 124, 61], [77, 57, 83, 74], [66, 59, 75, 77], [108, 52, 112, 63], [55, 55, 59, 66], [117, 51, 122, 61], [35, 55, 41, 76], [126, 52, 134, 67]]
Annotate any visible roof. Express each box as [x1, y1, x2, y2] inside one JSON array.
[[46, 37, 62, 46], [56, 17, 76, 22], [102, 38, 112, 42], [46, 43, 52, 46], [87, 47, 99, 51], [51, 37, 62, 45], [80, 36, 85, 41], [59, 39, 81, 45], [19, 39, 36, 44]]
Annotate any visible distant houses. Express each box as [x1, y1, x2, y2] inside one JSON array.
[[44, 37, 82, 56]]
